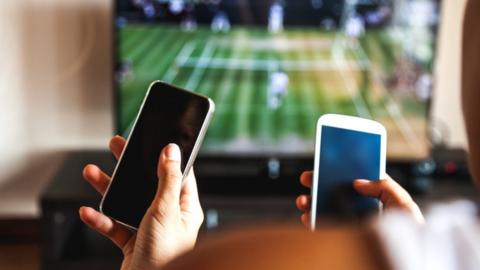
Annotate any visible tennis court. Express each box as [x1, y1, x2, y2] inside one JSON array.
[[118, 25, 428, 158]]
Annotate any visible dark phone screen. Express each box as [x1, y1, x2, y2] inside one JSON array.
[[315, 126, 381, 221], [102, 82, 211, 228]]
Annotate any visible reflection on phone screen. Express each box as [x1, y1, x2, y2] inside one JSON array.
[[102, 83, 211, 228]]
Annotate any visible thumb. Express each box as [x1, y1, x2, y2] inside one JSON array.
[[353, 177, 425, 224], [155, 144, 183, 206], [353, 178, 412, 207]]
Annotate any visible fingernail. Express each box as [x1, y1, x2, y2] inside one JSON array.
[[165, 144, 181, 161], [354, 179, 370, 184]]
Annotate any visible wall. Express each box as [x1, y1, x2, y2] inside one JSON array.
[[432, 0, 468, 148], [0, 0, 469, 216], [0, 0, 112, 178], [0, 0, 112, 216]]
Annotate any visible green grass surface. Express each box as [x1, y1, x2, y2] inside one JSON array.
[[117, 24, 429, 156]]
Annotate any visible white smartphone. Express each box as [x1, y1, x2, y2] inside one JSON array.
[[100, 81, 215, 230], [310, 114, 387, 230]]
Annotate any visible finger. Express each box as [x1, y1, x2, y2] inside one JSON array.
[[301, 213, 310, 228], [300, 171, 313, 188], [79, 206, 133, 251], [83, 164, 111, 195], [109, 135, 127, 160], [181, 168, 199, 199], [296, 195, 311, 212], [155, 144, 183, 206], [179, 168, 204, 225], [180, 168, 201, 209]]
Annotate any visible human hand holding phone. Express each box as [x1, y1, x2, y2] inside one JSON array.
[[79, 136, 204, 270], [296, 171, 424, 227]]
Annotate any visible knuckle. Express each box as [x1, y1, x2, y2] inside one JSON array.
[[164, 170, 182, 182], [105, 221, 119, 238], [160, 161, 182, 179], [378, 179, 391, 187], [197, 211, 205, 226], [161, 189, 178, 203], [150, 198, 172, 218], [397, 197, 415, 210]]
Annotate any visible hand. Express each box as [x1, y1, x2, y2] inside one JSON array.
[[296, 171, 424, 227], [79, 136, 204, 270]]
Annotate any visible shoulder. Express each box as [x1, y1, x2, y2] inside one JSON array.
[[164, 224, 390, 270]]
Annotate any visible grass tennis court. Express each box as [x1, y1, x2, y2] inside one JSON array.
[[117, 24, 429, 159]]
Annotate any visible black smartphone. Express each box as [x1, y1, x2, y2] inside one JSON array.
[[100, 81, 215, 229]]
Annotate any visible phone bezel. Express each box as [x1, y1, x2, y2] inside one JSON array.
[[310, 114, 387, 230], [99, 80, 215, 230]]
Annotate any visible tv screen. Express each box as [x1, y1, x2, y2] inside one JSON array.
[[114, 0, 440, 160]]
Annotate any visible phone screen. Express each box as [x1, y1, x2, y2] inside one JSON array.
[[102, 82, 212, 228], [315, 126, 381, 220]]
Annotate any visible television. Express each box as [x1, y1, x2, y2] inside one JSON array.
[[113, 0, 441, 186]]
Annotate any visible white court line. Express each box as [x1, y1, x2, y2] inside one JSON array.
[[162, 42, 196, 83], [350, 41, 423, 149], [303, 32, 339, 113], [208, 38, 243, 118], [294, 34, 321, 116], [180, 57, 368, 71], [235, 52, 256, 135], [210, 37, 335, 50], [332, 35, 372, 118], [184, 41, 216, 91]]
